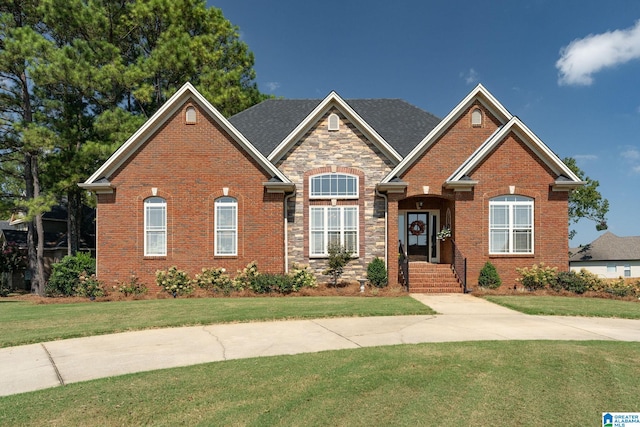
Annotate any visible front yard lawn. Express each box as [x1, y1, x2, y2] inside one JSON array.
[[0, 296, 433, 348], [483, 295, 640, 318], [1, 340, 638, 426]]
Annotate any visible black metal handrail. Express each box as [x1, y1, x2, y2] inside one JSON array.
[[398, 240, 409, 291], [451, 239, 468, 293]]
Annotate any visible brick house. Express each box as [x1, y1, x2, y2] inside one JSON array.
[[80, 83, 583, 291]]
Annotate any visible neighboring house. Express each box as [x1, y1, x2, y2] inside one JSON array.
[[1, 206, 96, 291], [80, 83, 583, 291], [570, 232, 640, 279]]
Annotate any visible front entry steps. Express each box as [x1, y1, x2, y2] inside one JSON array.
[[408, 262, 463, 293]]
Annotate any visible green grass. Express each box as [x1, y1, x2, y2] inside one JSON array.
[[1, 341, 638, 426], [0, 296, 433, 348], [483, 295, 640, 318]]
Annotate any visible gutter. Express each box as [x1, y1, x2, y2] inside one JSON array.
[[375, 187, 388, 269], [283, 189, 296, 273]]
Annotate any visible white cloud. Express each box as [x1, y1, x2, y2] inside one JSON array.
[[621, 147, 640, 160], [556, 20, 640, 86], [460, 68, 478, 85], [265, 81, 281, 92]]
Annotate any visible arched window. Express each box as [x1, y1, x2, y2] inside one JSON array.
[[328, 113, 340, 131], [471, 108, 482, 126], [489, 195, 533, 254], [309, 173, 358, 198], [144, 197, 166, 256], [215, 197, 237, 256], [185, 106, 196, 124]]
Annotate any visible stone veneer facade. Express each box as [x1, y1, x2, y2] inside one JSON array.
[[276, 108, 396, 281]]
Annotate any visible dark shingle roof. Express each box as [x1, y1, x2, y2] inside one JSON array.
[[228, 98, 441, 158], [570, 232, 640, 262]]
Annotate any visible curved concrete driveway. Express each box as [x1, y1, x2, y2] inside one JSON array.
[[1, 294, 640, 397]]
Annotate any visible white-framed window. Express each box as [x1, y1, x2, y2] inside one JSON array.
[[144, 197, 166, 256], [215, 197, 237, 256], [489, 195, 533, 254], [607, 264, 617, 273], [310, 206, 358, 256], [624, 264, 631, 277], [309, 173, 358, 199]]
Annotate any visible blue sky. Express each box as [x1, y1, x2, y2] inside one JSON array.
[[210, 0, 640, 246]]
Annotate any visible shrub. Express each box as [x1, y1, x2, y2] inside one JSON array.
[[46, 252, 95, 296], [194, 267, 234, 295], [115, 274, 148, 297], [76, 273, 105, 299], [516, 263, 557, 291], [289, 263, 316, 291], [250, 273, 294, 294], [233, 261, 259, 291], [367, 257, 388, 288], [323, 244, 352, 286], [478, 262, 501, 289], [553, 271, 588, 294], [603, 278, 638, 298], [156, 266, 192, 297]]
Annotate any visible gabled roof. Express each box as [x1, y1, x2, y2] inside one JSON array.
[[229, 93, 440, 161], [570, 232, 640, 262], [444, 116, 584, 191], [382, 84, 512, 183], [81, 83, 290, 192]]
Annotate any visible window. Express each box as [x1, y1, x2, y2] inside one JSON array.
[[328, 113, 339, 131], [471, 108, 482, 126], [624, 264, 631, 277], [489, 195, 533, 254], [185, 106, 196, 124], [309, 173, 358, 198], [310, 206, 358, 256], [215, 197, 237, 255], [607, 264, 617, 273], [144, 197, 166, 256]]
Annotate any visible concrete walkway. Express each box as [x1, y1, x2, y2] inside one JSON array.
[[2, 294, 640, 397]]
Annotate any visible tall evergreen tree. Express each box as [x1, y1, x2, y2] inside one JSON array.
[[1, 0, 269, 293]]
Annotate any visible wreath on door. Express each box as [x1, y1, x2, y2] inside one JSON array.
[[409, 220, 426, 236]]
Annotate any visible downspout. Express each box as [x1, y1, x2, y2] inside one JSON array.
[[375, 188, 388, 268], [283, 189, 296, 273]]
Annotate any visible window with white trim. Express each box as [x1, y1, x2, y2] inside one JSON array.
[[624, 264, 631, 277], [309, 173, 358, 199], [144, 197, 166, 256], [310, 206, 358, 256], [489, 195, 533, 254], [215, 197, 237, 256]]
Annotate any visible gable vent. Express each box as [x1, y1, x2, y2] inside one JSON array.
[[328, 113, 339, 131]]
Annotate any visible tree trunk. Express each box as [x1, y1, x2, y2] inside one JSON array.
[[31, 155, 46, 296], [67, 188, 82, 256], [24, 153, 38, 294]]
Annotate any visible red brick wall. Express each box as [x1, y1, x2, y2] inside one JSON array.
[[95, 101, 285, 289], [455, 132, 569, 288], [398, 103, 569, 288]]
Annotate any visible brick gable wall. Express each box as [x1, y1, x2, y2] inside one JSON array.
[[399, 103, 569, 288], [95, 101, 285, 289]]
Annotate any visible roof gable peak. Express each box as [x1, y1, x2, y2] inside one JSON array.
[[267, 91, 403, 164]]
